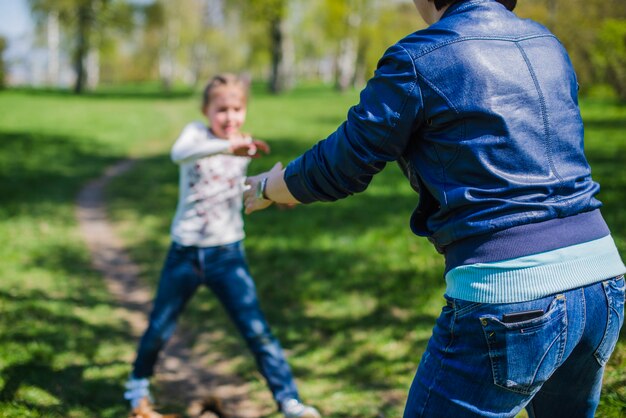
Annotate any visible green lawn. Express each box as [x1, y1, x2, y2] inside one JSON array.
[[0, 85, 624, 417]]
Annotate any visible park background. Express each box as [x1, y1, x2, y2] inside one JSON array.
[[0, 0, 625, 417]]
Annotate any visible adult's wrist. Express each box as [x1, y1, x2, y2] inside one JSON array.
[[256, 177, 270, 201]]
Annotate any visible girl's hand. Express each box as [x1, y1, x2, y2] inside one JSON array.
[[250, 139, 270, 157], [229, 138, 270, 158]]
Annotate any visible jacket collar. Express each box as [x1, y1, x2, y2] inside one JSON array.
[[441, 0, 495, 20]]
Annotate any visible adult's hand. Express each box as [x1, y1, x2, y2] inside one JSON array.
[[244, 162, 283, 214]]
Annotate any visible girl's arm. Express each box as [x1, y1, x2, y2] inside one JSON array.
[[171, 123, 271, 163], [171, 122, 230, 164]]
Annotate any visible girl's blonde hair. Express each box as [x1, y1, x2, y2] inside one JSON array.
[[201, 73, 250, 110]]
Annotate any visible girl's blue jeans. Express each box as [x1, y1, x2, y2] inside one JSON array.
[[403, 275, 624, 418], [132, 241, 299, 404]]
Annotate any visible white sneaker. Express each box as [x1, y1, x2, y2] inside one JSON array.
[[281, 399, 321, 418], [124, 376, 153, 409]]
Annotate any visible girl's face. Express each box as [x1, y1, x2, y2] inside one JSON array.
[[203, 85, 247, 139]]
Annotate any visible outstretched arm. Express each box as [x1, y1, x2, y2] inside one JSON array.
[[281, 43, 421, 204], [171, 122, 270, 164], [245, 43, 421, 212]]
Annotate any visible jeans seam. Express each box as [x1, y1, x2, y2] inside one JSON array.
[[198, 247, 206, 279], [580, 288, 585, 348], [594, 283, 610, 365], [556, 296, 568, 368], [421, 310, 456, 416], [594, 277, 624, 365]]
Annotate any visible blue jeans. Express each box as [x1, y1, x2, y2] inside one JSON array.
[[404, 276, 625, 418], [132, 241, 299, 404]]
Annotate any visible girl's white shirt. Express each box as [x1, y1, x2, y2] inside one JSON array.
[[170, 121, 251, 247]]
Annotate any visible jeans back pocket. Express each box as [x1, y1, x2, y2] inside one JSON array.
[[481, 295, 567, 395]]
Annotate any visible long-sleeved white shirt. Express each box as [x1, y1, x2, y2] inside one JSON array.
[[170, 121, 250, 247]]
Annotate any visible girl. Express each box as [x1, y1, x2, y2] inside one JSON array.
[[125, 74, 320, 418]]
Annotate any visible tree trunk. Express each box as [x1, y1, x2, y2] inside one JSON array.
[[334, 12, 360, 92], [0, 37, 6, 89], [74, 4, 90, 94], [159, 21, 179, 92], [47, 11, 60, 86], [335, 37, 357, 92], [86, 48, 99, 89], [269, 17, 294, 94]]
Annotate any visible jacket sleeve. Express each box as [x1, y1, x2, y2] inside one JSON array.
[[284, 43, 423, 203], [171, 122, 230, 164]]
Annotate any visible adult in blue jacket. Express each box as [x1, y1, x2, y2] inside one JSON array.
[[244, 0, 625, 417]]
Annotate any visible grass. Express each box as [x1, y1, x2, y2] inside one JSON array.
[[1, 85, 625, 417], [0, 88, 195, 417]]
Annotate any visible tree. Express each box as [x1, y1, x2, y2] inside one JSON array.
[[233, 0, 295, 93], [28, 0, 133, 93], [46, 11, 60, 85], [0, 36, 6, 89], [593, 19, 626, 101], [517, 0, 626, 96], [323, 0, 362, 91], [312, 0, 419, 91]]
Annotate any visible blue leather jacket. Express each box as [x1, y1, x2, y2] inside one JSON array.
[[285, 0, 608, 269]]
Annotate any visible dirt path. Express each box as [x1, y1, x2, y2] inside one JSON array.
[[75, 159, 274, 418]]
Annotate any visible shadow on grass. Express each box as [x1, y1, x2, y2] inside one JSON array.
[[0, 128, 138, 416], [0, 130, 121, 215], [0, 238, 136, 417], [0, 362, 123, 416], [0, 283, 132, 417]]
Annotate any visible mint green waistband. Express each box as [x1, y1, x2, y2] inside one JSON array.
[[445, 235, 626, 303]]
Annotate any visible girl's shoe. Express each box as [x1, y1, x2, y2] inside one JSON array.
[[128, 397, 180, 418], [281, 399, 321, 418]]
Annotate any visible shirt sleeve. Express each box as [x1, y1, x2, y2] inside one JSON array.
[[284, 43, 424, 203], [170, 122, 231, 164]]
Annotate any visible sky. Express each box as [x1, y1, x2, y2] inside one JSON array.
[[0, 0, 39, 85], [0, 0, 33, 40]]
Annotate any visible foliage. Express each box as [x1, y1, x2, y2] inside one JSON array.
[[27, 0, 135, 93], [23, 0, 423, 93], [233, 0, 294, 93], [358, 2, 425, 83], [516, 0, 626, 97], [592, 19, 626, 101], [20, 0, 624, 96]]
